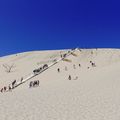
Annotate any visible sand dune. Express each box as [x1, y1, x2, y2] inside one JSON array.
[[0, 48, 120, 120]]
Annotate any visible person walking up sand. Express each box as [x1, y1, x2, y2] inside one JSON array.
[[4, 86, 7, 92], [1, 88, 3, 93], [68, 75, 71, 80], [29, 81, 33, 88], [12, 80, 16, 89], [57, 68, 60, 73]]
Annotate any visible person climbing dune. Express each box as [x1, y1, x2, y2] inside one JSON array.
[[1, 88, 3, 93], [57, 68, 60, 73], [12, 80, 16, 89], [68, 75, 71, 80]]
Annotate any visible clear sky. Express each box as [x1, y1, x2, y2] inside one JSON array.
[[0, 0, 120, 56]]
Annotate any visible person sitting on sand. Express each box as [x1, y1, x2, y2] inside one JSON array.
[[91, 62, 96, 67], [90, 61, 96, 67]]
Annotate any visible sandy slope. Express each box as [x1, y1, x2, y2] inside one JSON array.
[[1, 48, 120, 120]]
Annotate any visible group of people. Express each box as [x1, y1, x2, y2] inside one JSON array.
[[68, 75, 78, 80], [57, 63, 81, 81], [1, 79, 40, 93], [0, 63, 49, 94], [29, 80, 39, 88], [90, 61, 96, 67], [0, 79, 17, 93], [0, 77, 24, 93], [0, 86, 7, 93], [57, 63, 81, 73], [56, 60, 96, 80], [0, 49, 77, 93], [87, 61, 96, 69]]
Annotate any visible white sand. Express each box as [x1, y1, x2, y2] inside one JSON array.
[[0, 48, 120, 120]]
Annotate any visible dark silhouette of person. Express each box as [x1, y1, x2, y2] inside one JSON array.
[[21, 77, 23, 83], [12, 80, 16, 89], [9, 85, 12, 91], [29, 81, 33, 88], [1, 88, 3, 93], [68, 75, 71, 80], [4, 86, 7, 92], [57, 68, 60, 73]]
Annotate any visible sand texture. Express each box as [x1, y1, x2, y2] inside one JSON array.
[[0, 48, 120, 120]]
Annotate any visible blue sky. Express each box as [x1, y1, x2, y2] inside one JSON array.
[[0, 0, 120, 56]]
